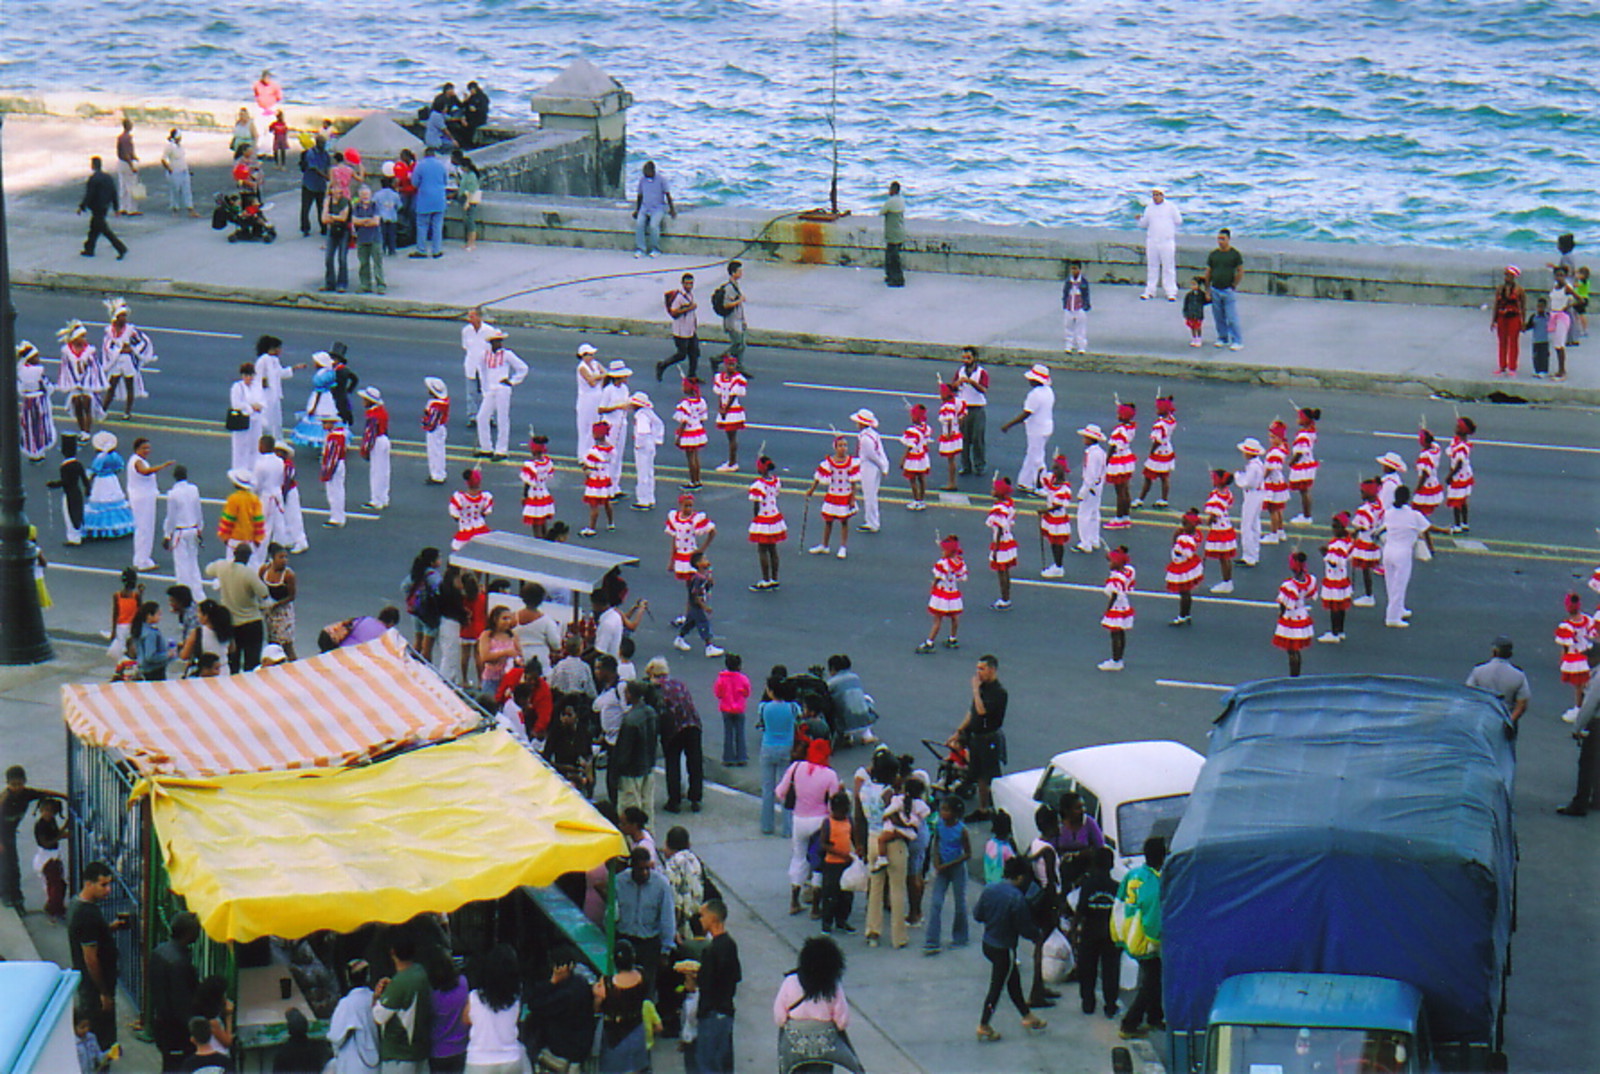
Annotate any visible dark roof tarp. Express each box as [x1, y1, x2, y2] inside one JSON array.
[[1163, 675, 1515, 1045]]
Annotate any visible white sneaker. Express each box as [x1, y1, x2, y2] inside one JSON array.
[[1353, 595, 1376, 607], [647, 250, 661, 258], [1317, 632, 1342, 644], [1040, 565, 1064, 579], [1214, 340, 1228, 349], [1229, 343, 1244, 351], [808, 544, 830, 555], [1189, 338, 1203, 347], [633, 250, 643, 259], [1289, 515, 1314, 526], [1261, 531, 1283, 545], [1210, 581, 1234, 594], [705, 644, 725, 658], [1563, 707, 1581, 724], [1130, 498, 1144, 508], [1097, 659, 1124, 672], [1384, 620, 1409, 628], [1140, 293, 1153, 301], [578, 527, 597, 537], [1076, 347, 1089, 354], [714, 462, 738, 472], [1401, 609, 1413, 619], [836, 546, 848, 560], [672, 636, 692, 651], [991, 599, 1012, 610]]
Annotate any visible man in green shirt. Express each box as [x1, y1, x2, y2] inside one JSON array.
[[883, 181, 907, 288], [1204, 228, 1245, 351], [372, 927, 433, 1072]]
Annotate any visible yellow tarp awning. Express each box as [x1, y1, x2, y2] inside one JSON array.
[[133, 730, 623, 943]]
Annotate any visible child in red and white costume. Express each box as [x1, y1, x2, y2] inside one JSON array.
[[747, 455, 787, 591], [319, 414, 348, 528], [916, 535, 967, 653], [936, 383, 965, 492], [1412, 427, 1445, 516], [1262, 420, 1290, 544], [520, 435, 556, 538], [579, 420, 616, 537], [1165, 510, 1204, 626], [1446, 416, 1477, 534], [665, 493, 716, 579], [1350, 480, 1383, 608], [1038, 452, 1073, 578], [805, 435, 861, 560], [1273, 551, 1319, 677], [1318, 512, 1355, 643], [1134, 395, 1176, 509], [1555, 592, 1593, 721], [421, 377, 451, 485], [1099, 545, 1135, 671], [1203, 469, 1238, 594], [712, 355, 747, 473], [673, 377, 709, 490], [901, 403, 932, 511], [448, 467, 493, 550], [986, 477, 1019, 610], [1288, 407, 1321, 525], [1104, 402, 1137, 530]]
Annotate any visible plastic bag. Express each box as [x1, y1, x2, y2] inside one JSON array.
[[841, 857, 870, 893], [1415, 541, 1433, 562], [1040, 928, 1075, 983], [131, 179, 147, 202]]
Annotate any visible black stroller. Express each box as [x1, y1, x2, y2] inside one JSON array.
[[212, 191, 277, 243]]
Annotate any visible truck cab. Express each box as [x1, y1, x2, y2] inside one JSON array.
[[1204, 972, 1430, 1074]]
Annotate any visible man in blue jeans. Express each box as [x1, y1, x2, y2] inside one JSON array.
[[692, 899, 741, 1074], [410, 146, 449, 259], [633, 160, 676, 258], [1205, 228, 1245, 351]]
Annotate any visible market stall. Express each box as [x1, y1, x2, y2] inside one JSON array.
[[452, 530, 638, 631]]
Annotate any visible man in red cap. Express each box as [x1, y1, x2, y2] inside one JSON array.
[[747, 456, 786, 591], [987, 478, 1019, 610], [918, 535, 967, 653]]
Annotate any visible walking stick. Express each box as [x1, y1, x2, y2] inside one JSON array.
[[799, 493, 812, 548]]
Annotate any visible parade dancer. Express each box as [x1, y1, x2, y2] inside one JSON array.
[[748, 456, 787, 591], [329, 343, 359, 428], [84, 431, 135, 540], [289, 352, 340, 448], [448, 468, 493, 549], [461, 306, 496, 428], [126, 437, 172, 571], [1318, 513, 1354, 643], [1262, 421, 1289, 544], [1039, 452, 1072, 578], [163, 465, 204, 601], [100, 299, 153, 419], [358, 387, 391, 510], [806, 435, 862, 559], [1001, 365, 1054, 494], [228, 363, 265, 473], [1236, 437, 1267, 567], [1556, 593, 1594, 721], [1380, 486, 1433, 628], [1412, 427, 1445, 517], [853, 408, 890, 533], [1204, 470, 1239, 594], [16, 343, 57, 462], [1375, 453, 1406, 512], [217, 469, 265, 562], [936, 383, 965, 492], [422, 377, 450, 484], [1165, 510, 1204, 626], [1446, 417, 1477, 534], [901, 403, 932, 510], [1349, 480, 1382, 608], [255, 334, 302, 438], [575, 343, 605, 458], [1098, 545, 1135, 671], [319, 414, 348, 529], [598, 360, 634, 489], [253, 435, 287, 548], [1104, 403, 1137, 530], [1134, 395, 1176, 508], [579, 421, 617, 537], [56, 321, 104, 435], [276, 444, 308, 553], [674, 376, 709, 490], [48, 435, 90, 545], [1074, 424, 1107, 554], [666, 492, 716, 579], [986, 478, 1019, 610], [520, 435, 556, 538], [712, 355, 747, 473], [631, 391, 665, 510], [1273, 552, 1319, 677], [1288, 408, 1321, 525], [476, 328, 528, 460], [917, 535, 967, 653]]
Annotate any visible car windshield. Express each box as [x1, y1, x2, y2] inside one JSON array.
[[1208, 1024, 1416, 1073], [1115, 794, 1189, 856], [1033, 766, 1098, 819]]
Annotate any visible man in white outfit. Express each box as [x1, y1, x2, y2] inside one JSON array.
[[476, 329, 529, 459], [1001, 364, 1054, 494], [422, 377, 451, 484], [252, 434, 287, 547], [1138, 188, 1183, 301], [254, 335, 301, 438], [1381, 485, 1433, 628], [1074, 424, 1107, 553], [275, 444, 308, 553], [1236, 437, 1267, 567], [631, 392, 665, 510], [460, 306, 495, 428], [163, 465, 205, 601], [598, 361, 635, 488], [852, 408, 891, 533], [575, 344, 606, 459], [228, 364, 265, 474], [357, 387, 391, 510]]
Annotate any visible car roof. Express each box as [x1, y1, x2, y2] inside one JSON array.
[[1046, 740, 1205, 805]]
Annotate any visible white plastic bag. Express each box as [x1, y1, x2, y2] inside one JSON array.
[[841, 857, 870, 893], [1040, 927, 1075, 983]]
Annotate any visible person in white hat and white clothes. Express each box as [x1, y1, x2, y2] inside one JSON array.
[[162, 464, 205, 601], [422, 377, 451, 484], [1001, 365, 1055, 494], [252, 434, 288, 550], [126, 436, 172, 571], [852, 409, 891, 532], [358, 387, 391, 509], [275, 444, 309, 553], [631, 392, 666, 509], [460, 306, 496, 426], [575, 343, 606, 458], [1074, 424, 1107, 553], [228, 363, 266, 473], [1137, 188, 1183, 301], [476, 329, 529, 459], [1375, 453, 1406, 513], [1380, 484, 1434, 628], [598, 360, 635, 487], [1235, 438, 1267, 567]]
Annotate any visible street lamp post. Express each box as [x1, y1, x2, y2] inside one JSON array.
[[0, 114, 54, 664]]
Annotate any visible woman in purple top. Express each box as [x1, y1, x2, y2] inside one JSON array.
[[424, 943, 471, 1072], [1053, 792, 1104, 890]]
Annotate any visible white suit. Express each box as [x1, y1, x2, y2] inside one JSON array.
[[857, 427, 891, 531], [476, 346, 529, 456], [633, 405, 666, 508], [253, 450, 287, 547], [1382, 505, 1431, 626], [163, 479, 205, 602], [461, 321, 496, 423], [576, 359, 606, 458], [1237, 456, 1266, 565], [1076, 442, 1107, 552], [228, 378, 264, 473], [1015, 383, 1055, 492], [256, 352, 293, 437], [1138, 197, 1183, 300], [126, 457, 161, 570]]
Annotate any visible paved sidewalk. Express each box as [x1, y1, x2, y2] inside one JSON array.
[[7, 113, 1594, 404]]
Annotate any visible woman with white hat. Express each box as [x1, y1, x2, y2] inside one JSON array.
[[228, 362, 265, 473], [575, 343, 606, 458], [15, 342, 58, 462], [55, 320, 105, 435], [83, 431, 135, 539], [1000, 365, 1054, 495], [1073, 424, 1107, 554], [1235, 437, 1268, 567], [422, 377, 451, 484], [598, 360, 635, 487], [290, 351, 341, 448], [1375, 452, 1407, 512], [852, 408, 890, 533]]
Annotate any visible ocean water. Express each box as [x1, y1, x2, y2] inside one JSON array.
[[5, 0, 1599, 251]]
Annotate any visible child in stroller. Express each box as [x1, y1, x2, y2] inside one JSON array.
[[212, 190, 277, 243]]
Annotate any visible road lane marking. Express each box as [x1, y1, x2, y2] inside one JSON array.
[[1013, 578, 1279, 609], [194, 496, 379, 521], [1370, 430, 1600, 456], [748, 422, 845, 437], [49, 562, 180, 583], [78, 321, 244, 340], [1156, 679, 1234, 692], [783, 381, 938, 401]]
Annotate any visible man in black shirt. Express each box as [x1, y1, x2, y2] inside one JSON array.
[[78, 157, 128, 259], [47, 435, 91, 544], [693, 899, 741, 1074], [151, 911, 202, 1070], [948, 654, 1008, 819], [68, 861, 131, 1048], [1072, 846, 1122, 1018], [0, 764, 64, 909]]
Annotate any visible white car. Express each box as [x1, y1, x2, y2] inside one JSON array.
[[989, 739, 1205, 875]]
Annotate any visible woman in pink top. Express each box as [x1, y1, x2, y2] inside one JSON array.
[[774, 936, 863, 1073], [776, 738, 841, 914], [713, 652, 752, 767]]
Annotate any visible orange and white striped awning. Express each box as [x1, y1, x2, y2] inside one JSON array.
[[62, 631, 484, 778]]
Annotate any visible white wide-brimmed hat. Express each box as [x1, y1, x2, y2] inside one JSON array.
[[1025, 364, 1052, 384], [606, 360, 634, 377], [629, 391, 653, 408], [259, 644, 289, 666], [357, 387, 383, 404], [91, 431, 117, 453], [312, 350, 334, 369], [1237, 437, 1265, 456], [576, 342, 597, 356], [1077, 423, 1105, 441], [485, 327, 507, 341], [424, 376, 448, 397], [227, 468, 256, 489], [850, 408, 878, 427], [1376, 452, 1407, 472]]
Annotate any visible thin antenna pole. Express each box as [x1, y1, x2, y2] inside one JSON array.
[[829, 0, 840, 214]]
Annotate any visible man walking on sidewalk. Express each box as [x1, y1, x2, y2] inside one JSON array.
[[78, 157, 127, 260], [657, 274, 701, 381]]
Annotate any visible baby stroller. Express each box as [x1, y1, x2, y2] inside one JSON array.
[[921, 737, 974, 801], [212, 191, 277, 243]]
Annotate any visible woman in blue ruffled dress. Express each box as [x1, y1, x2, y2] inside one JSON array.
[[83, 430, 136, 539], [289, 350, 343, 448]]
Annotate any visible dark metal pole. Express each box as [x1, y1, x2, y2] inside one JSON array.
[[0, 114, 54, 664]]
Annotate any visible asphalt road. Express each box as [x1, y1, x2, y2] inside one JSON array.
[[11, 289, 1600, 1070]]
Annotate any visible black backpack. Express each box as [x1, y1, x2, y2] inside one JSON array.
[[710, 284, 731, 317]]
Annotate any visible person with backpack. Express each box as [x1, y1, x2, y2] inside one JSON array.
[[655, 273, 701, 382], [1072, 845, 1121, 1018], [403, 547, 444, 662], [712, 261, 749, 374], [1116, 836, 1167, 1039]]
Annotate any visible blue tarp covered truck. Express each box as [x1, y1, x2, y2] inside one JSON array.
[[1163, 675, 1516, 1073]]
